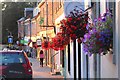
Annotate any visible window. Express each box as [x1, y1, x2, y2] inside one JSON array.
[[1, 52, 26, 65]]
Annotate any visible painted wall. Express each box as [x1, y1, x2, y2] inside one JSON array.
[[116, 1, 120, 79], [62, 1, 118, 78], [87, 1, 117, 78], [101, 54, 117, 78], [100, 1, 117, 78]]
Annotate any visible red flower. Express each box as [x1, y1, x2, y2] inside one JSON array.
[[77, 18, 80, 20], [71, 25, 77, 30], [83, 24, 87, 27], [42, 41, 50, 50], [80, 23, 82, 26], [96, 35, 100, 38], [67, 17, 72, 22], [58, 9, 89, 43], [51, 32, 70, 51], [77, 38, 82, 43], [70, 34, 76, 40], [96, 41, 101, 45]]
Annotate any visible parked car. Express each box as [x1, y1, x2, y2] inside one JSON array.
[[0, 50, 32, 80]]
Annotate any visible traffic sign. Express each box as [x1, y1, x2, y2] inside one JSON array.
[[8, 37, 13, 43]]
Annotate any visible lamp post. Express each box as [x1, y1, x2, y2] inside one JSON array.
[[6, 29, 12, 36], [6, 29, 13, 48], [29, 18, 32, 42]]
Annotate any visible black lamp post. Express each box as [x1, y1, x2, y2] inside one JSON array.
[[30, 18, 32, 41], [6, 29, 12, 36], [6, 29, 13, 47]]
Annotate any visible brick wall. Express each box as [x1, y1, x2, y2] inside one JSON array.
[[53, 1, 64, 22]]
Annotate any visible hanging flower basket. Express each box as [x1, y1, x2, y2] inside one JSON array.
[[60, 8, 89, 43], [42, 41, 50, 50], [51, 32, 70, 51], [83, 11, 113, 56]]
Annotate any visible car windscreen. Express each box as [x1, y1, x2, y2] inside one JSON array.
[[0, 52, 26, 65]]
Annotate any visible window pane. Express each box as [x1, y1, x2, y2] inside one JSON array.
[[1, 52, 26, 65]]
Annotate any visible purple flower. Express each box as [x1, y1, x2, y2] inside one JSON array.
[[98, 17, 101, 21], [88, 53, 92, 56], [102, 17, 106, 22], [84, 33, 91, 39], [83, 10, 113, 56], [94, 18, 97, 23], [86, 24, 89, 30], [103, 13, 107, 17], [92, 28, 97, 33]]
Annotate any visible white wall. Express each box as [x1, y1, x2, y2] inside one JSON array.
[[116, 1, 120, 79], [59, 1, 118, 79], [63, 41, 74, 78], [101, 54, 117, 78], [54, 13, 65, 72], [83, 0, 117, 78], [89, 55, 94, 78], [70, 41, 74, 78], [76, 40, 78, 78], [55, 51, 60, 70], [100, 1, 117, 78]]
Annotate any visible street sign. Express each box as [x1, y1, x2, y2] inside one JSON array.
[[37, 39, 42, 46], [8, 36, 13, 43], [20, 40, 28, 44], [20, 40, 24, 44], [24, 37, 29, 45]]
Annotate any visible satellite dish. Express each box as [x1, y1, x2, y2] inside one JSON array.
[[64, 2, 84, 16]]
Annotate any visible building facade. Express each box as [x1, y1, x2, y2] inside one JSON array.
[[17, 0, 120, 79]]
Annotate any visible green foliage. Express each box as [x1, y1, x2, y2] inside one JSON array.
[[39, 17, 44, 25]]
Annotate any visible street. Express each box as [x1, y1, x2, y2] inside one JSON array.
[[29, 58, 64, 79], [1, 1, 118, 79]]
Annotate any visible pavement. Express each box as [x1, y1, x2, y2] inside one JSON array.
[[29, 58, 64, 79]]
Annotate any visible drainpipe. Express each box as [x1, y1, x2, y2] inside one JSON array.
[[45, 1, 48, 66], [96, 1, 101, 79]]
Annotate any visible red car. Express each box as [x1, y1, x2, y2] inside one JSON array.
[[0, 50, 32, 80]]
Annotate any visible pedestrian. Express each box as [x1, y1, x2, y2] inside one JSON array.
[[39, 50, 44, 67]]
